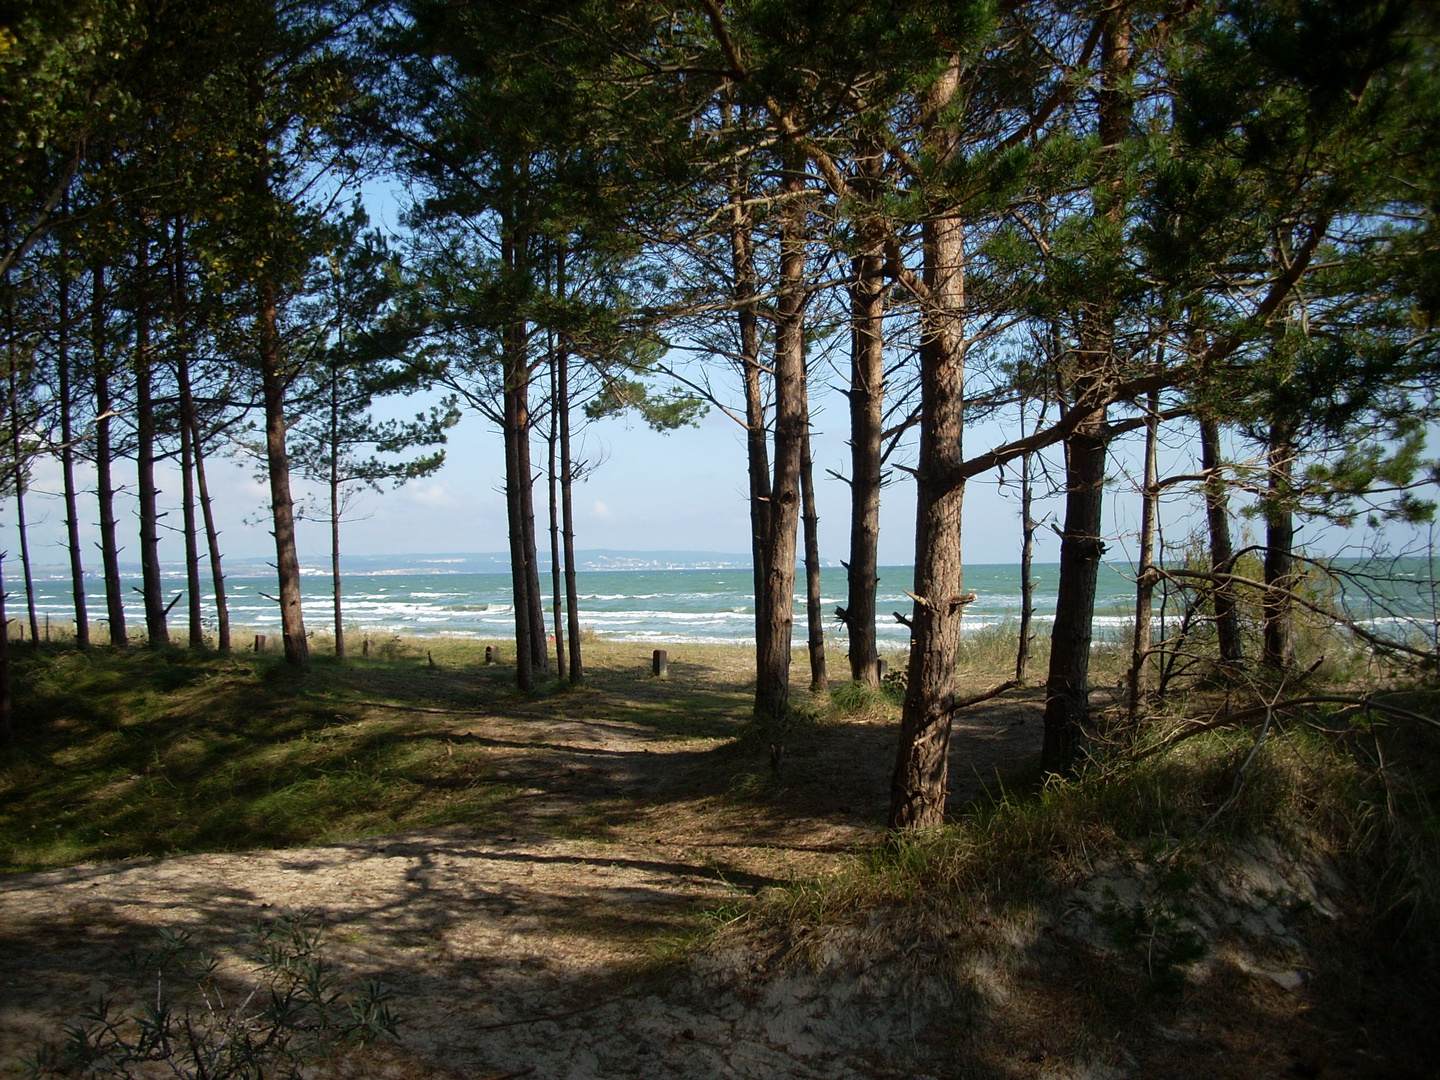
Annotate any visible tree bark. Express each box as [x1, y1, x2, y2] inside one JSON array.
[[753, 140, 808, 723], [171, 221, 203, 648], [558, 262, 582, 685], [1016, 444, 1037, 684], [191, 417, 229, 651], [57, 228, 89, 648], [134, 235, 169, 648], [0, 555, 9, 743], [801, 411, 827, 694], [844, 146, 886, 687], [1127, 390, 1160, 718], [92, 263, 127, 646], [727, 109, 772, 690], [258, 277, 309, 669], [1263, 423, 1297, 669], [1200, 415, 1243, 667], [889, 57, 967, 830], [1039, 5, 1130, 776], [8, 364, 39, 649], [329, 362, 345, 659], [547, 338, 566, 678]]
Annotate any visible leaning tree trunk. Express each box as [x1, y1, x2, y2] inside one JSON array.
[[801, 412, 827, 693], [889, 56, 967, 830], [843, 146, 887, 687], [1263, 422, 1297, 669], [257, 277, 309, 670], [1200, 415, 1243, 668], [92, 263, 127, 646], [57, 230, 89, 648], [1127, 390, 1160, 719], [191, 417, 230, 651], [753, 140, 808, 724], [134, 236, 169, 649]]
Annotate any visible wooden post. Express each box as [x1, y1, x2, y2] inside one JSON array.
[[485, 645, 495, 666], [362, 639, 370, 656], [254, 634, 266, 653], [652, 649, 669, 678], [44, 613, 49, 642], [876, 658, 888, 681]]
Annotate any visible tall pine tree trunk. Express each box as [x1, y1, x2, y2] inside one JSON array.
[[557, 264, 582, 685], [57, 228, 89, 648], [753, 140, 808, 723], [1263, 422, 1297, 669], [1016, 444, 1037, 684], [1200, 415, 1243, 667], [327, 362, 345, 659], [171, 222, 203, 648], [0, 555, 9, 741], [1127, 390, 1160, 718], [801, 413, 827, 693], [258, 277, 309, 669], [1039, 5, 1130, 775], [191, 418, 229, 651], [726, 105, 772, 682], [844, 147, 886, 687], [889, 57, 967, 830], [92, 263, 127, 646], [8, 365, 39, 648], [134, 236, 169, 648], [547, 343, 566, 678]]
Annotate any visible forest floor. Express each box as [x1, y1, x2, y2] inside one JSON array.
[[0, 639, 1429, 1078]]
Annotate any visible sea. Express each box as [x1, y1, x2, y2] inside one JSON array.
[[9, 551, 1437, 648]]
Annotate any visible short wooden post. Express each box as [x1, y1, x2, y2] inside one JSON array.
[[652, 649, 669, 678], [485, 645, 496, 666], [876, 658, 888, 681], [254, 634, 266, 653], [44, 614, 50, 642], [362, 639, 370, 656]]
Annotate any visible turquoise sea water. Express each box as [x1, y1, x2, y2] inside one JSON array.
[[12, 558, 1437, 647]]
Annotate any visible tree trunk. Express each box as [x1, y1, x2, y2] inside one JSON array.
[[330, 451, 344, 659], [1127, 390, 1160, 718], [258, 277, 309, 669], [1200, 415, 1243, 667], [753, 140, 808, 724], [726, 105, 772, 685], [57, 228, 89, 648], [92, 263, 127, 646], [801, 411, 827, 694], [1016, 444, 1036, 684], [1040, 415, 1108, 773], [171, 222, 203, 648], [844, 147, 886, 687], [1038, 6, 1129, 776], [134, 236, 169, 648], [558, 262, 582, 685], [889, 57, 966, 830], [8, 365, 39, 648], [1263, 423, 1297, 669], [191, 417, 229, 651], [547, 339, 566, 678], [0, 555, 9, 743]]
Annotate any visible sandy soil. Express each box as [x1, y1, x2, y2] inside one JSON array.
[[0, 668, 1049, 1079]]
